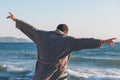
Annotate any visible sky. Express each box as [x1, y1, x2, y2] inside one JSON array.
[[1, 0, 120, 41]]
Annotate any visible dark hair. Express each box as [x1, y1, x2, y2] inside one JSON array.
[[56, 24, 68, 32]]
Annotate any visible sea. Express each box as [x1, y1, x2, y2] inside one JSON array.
[[0, 42, 120, 80]]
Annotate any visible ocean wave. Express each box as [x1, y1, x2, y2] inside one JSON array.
[[20, 52, 36, 57], [0, 64, 25, 73], [0, 63, 120, 80], [70, 56, 120, 68], [67, 68, 120, 80], [0, 64, 33, 80], [70, 56, 120, 61], [72, 46, 120, 57]]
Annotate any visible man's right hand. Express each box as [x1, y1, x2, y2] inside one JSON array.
[[7, 12, 17, 21], [101, 38, 116, 47]]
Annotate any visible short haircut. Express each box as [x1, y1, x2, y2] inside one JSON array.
[[56, 24, 68, 32]]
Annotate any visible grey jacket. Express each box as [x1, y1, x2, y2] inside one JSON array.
[[16, 19, 101, 80]]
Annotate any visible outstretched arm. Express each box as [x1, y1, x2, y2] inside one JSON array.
[[7, 12, 43, 44], [72, 37, 116, 51]]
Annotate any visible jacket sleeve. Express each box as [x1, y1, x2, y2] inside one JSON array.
[[70, 37, 102, 51], [54, 37, 101, 60], [16, 19, 43, 44]]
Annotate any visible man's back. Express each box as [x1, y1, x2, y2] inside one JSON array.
[[33, 30, 73, 80], [37, 31, 75, 61]]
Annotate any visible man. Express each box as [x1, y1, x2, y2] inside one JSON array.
[[7, 12, 116, 80]]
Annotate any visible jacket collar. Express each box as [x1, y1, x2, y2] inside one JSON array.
[[55, 29, 65, 35]]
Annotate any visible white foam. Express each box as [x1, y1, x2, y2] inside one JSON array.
[[67, 68, 120, 80], [2, 64, 25, 72]]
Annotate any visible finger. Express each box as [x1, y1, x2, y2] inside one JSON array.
[[6, 16, 10, 19], [9, 12, 13, 16], [109, 38, 116, 41]]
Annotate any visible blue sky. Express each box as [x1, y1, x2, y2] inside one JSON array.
[[1, 0, 120, 41]]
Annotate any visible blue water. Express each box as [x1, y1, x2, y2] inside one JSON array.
[[0, 43, 120, 80]]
